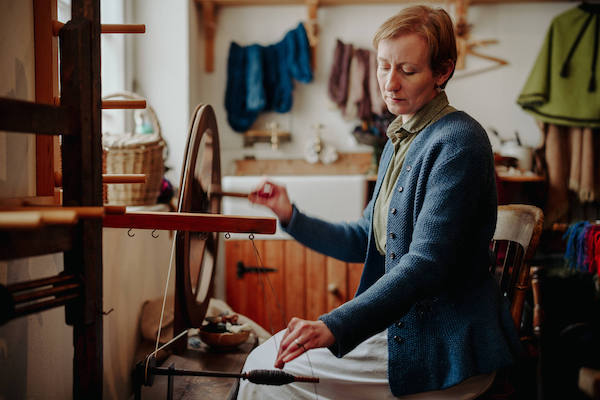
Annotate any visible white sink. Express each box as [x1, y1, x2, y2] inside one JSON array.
[[222, 175, 367, 239]]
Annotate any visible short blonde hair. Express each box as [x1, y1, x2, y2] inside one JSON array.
[[373, 5, 457, 88]]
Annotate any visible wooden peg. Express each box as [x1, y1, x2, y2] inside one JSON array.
[[99, 24, 146, 34], [55, 172, 147, 187], [306, 0, 319, 71], [52, 97, 146, 109], [202, 0, 216, 73], [0, 206, 104, 219], [38, 210, 78, 225], [0, 211, 43, 229], [52, 21, 146, 36], [103, 174, 147, 184]]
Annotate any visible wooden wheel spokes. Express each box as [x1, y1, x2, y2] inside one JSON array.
[[175, 104, 222, 334]]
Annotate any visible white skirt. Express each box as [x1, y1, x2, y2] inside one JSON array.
[[237, 329, 495, 400]]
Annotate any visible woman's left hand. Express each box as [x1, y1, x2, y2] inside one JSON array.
[[274, 317, 335, 369]]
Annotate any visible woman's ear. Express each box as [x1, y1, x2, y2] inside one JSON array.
[[436, 59, 455, 87]]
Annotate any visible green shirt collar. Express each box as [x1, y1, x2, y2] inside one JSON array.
[[386, 91, 450, 144]]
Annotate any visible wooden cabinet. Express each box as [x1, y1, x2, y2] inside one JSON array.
[[225, 240, 363, 333]]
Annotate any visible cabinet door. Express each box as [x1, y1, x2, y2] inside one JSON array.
[[225, 240, 364, 333]]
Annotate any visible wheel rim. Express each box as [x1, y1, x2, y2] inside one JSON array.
[[175, 104, 221, 328]]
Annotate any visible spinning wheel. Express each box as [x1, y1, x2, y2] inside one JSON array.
[[132, 106, 317, 398], [174, 104, 222, 345]]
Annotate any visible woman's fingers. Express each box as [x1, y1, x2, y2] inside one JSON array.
[[248, 180, 293, 224], [274, 318, 335, 368]]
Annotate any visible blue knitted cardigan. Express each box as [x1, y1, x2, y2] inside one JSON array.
[[284, 111, 521, 396]]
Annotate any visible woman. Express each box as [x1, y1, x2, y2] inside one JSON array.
[[238, 5, 520, 399]]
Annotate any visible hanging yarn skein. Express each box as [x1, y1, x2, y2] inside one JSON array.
[[225, 23, 313, 133]]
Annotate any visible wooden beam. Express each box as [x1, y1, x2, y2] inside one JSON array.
[[60, 2, 104, 396], [52, 21, 146, 35], [0, 225, 75, 260], [53, 97, 147, 109], [103, 211, 277, 234], [0, 98, 73, 135], [34, 0, 59, 196]]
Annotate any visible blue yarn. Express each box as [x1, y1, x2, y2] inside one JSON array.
[[225, 42, 259, 132], [262, 43, 280, 111], [245, 44, 266, 112], [577, 224, 591, 271], [224, 23, 313, 131], [271, 39, 294, 113], [287, 23, 313, 83], [563, 221, 589, 270]]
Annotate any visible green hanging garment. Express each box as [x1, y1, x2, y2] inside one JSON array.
[[517, 4, 600, 128]]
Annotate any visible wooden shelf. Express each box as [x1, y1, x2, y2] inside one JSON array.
[[103, 211, 276, 234], [234, 153, 372, 176]]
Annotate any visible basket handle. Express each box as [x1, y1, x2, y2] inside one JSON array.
[[102, 91, 162, 141]]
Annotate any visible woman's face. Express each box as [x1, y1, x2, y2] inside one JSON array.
[[377, 33, 445, 122]]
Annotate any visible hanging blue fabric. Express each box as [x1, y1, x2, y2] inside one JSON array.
[[225, 42, 259, 132]]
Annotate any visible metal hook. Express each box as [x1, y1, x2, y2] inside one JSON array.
[[224, 232, 231, 240], [128, 228, 135, 237], [248, 233, 255, 241], [102, 308, 114, 316], [151, 229, 159, 238]]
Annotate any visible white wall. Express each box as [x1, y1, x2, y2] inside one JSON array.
[[132, 0, 190, 185], [185, 3, 574, 175]]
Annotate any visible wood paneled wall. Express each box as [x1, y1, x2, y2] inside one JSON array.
[[225, 240, 363, 333]]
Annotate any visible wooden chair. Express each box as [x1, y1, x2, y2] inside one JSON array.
[[491, 204, 544, 331], [487, 204, 545, 399], [394, 205, 545, 400]]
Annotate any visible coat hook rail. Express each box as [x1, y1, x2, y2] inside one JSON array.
[[104, 211, 276, 234], [52, 21, 146, 36]]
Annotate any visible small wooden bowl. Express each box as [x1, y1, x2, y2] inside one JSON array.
[[199, 329, 250, 349]]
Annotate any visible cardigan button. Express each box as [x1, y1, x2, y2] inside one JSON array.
[[391, 208, 397, 215], [389, 232, 396, 239], [389, 253, 396, 260], [406, 165, 412, 171], [394, 336, 404, 344], [397, 186, 403, 192], [396, 321, 404, 328]]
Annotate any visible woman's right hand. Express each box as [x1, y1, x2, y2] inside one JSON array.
[[248, 180, 293, 225]]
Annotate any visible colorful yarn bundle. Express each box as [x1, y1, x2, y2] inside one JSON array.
[[563, 221, 600, 275]]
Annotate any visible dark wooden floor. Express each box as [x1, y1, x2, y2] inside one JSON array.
[[135, 337, 256, 400]]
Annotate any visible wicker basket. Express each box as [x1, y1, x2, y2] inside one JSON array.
[[102, 92, 165, 206]]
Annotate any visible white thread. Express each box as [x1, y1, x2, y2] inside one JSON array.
[[145, 329, 189, 383], [155, 232, 177, 353]]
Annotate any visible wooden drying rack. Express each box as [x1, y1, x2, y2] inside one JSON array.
[[194, 0, 564, 73], [0, 1, 275, 398]]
